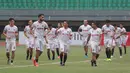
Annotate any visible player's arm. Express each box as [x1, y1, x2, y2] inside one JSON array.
[[44, 35, 48, 44], [3, 26, 10, 39], [86, 34, 91, 45], [15, 27, 18, 37], [69, 29, 73, 40], [24, 27, 29, 38], [78, 28, 83, 36]]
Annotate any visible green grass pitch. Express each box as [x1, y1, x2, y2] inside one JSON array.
[[0, 45, 130, 73]]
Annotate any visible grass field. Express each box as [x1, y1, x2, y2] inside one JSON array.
[[0, 45, 130, 73]]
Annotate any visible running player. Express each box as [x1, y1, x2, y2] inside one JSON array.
[[120, 24, 128, 54], [56, 21, 72, 66], [102, 20, 115, 61], [78, 20, 92, 57], [111, 24, 123, 58], [45, 24, 56, 60], [31, 14, 48, 67], [87, 22, 102, 67], [55, 23, 63, 58], [3, 18, 18, 65], [24, 20, 34, 60]]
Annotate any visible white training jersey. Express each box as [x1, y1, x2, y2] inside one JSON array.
[[3, 25, 18, 42], [120, 27, 127, 39], [89, 28, 102, 44], [32, 21, 48, 39], [79, 24, 92, 37], [102, 24, 115, 39], [114, 27, 122, 39], [46, 28, 56, 42], [24, 25, 34, 39], [57, 27, 72, 44]]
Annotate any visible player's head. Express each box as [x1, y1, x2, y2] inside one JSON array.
[[105, 20, 110, 26], [38, 14, 44, 22], [28, 20, 33, 25], [48, 24, 52, 29], [57, 23, 63, 28], [113, 24, 117, 29], [63, 21, 68, 28], [120, 23, 123, 28], [9, 18, 15, 25], [91, 21, 98, 29], [84, 20, 88, 26]]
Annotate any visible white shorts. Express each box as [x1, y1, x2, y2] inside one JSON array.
[[59, 41, 70, 53], [25, 38, 35, 49], [104, 39, 113, 48], [5, 41, 16, 52], [46, 42, 55, 51], [113, 38, 122, 47], [90, 41, 101, 54], [121, 36, 128, 45], [55, 41, 60, 49], [35, 38, 44, 51], [82, 36, 90, 47]]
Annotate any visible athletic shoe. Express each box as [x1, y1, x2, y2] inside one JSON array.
[[58, 56, 60, 59], [32, 58, 36, 66], [35, 62, 39, 67]]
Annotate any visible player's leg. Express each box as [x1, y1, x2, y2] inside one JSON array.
[[118, 39, 122, 58], [51, 43, 55, 60], [62, 45, 69, 66], [32, 40, 40, 67], [11, 41, 16, 65], [46, 43, 51, 60], [6, 42, 11, 64], [90, 42, 97, 67], [29, 48, 33, 60], [26, 40, 30, 60], [105, 39, 112, 61], [59, 42, 64, 66], [83, 40, 88, 57], [111, 46, 115, 57], [56, 43, 60, 58], [39, 41, 43, 56], [123, 36, 128, 54], [104, 40, 109, 59]]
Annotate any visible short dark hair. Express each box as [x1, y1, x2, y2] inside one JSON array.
[[113, 24, 117, 27], [106, 20, 110, 23], [38, 14, 44, 18], [48, 24, 52, 27], [9, 18, 14, 21]]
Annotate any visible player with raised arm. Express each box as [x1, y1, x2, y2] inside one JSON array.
[[3, 18, 18, 65]]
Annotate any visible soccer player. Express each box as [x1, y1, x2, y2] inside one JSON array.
[[56, 21, 72, 66], [55, 23, 63, 58], [111, 24, 123, 58], [3, 18, 18, 65], [45, 24, 56, 60], [120, 24, 128, 54], [31, 14, 48, 67], [87, 22, 102, 67], [24, 20, 34, 60], [102, 20, 115, 61], [78, 20, 92, 57]]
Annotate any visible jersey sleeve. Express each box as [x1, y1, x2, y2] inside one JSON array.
[[44, 22, 48, 29], [99, 29, 102, 34], [79, 25, 82, 29], [3, 26, 7, 32], [15, 26, 18, 32], [24, 26, 27, 32], [123, 28, 126, 32]]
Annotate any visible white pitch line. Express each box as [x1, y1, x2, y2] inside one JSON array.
[[0, 58, 115, 70]]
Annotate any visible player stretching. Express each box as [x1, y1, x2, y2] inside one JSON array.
[[3, 18, 18, 65], [56, 21, 72, 66], [102, 20, 115, 61], [78, 20, 92, 57], [87, 22, 102, 67], [55, 23, 63, 58], [111, 24, 123, 58], [24, 20, 34, 60], [45, 24, 56, 60], [120, 24, 128, 54], [31, 14, 48, 67]]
